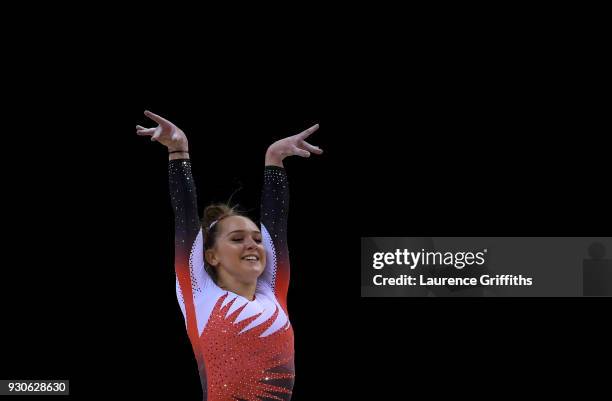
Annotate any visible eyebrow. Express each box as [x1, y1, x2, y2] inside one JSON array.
[[226, 230, 262, 236]]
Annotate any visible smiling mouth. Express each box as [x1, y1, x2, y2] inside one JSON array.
[[242, 256, 260, 262]]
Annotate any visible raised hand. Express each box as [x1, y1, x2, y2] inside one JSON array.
[[136, 110, 188, 152], [265, 124, 323, 167]]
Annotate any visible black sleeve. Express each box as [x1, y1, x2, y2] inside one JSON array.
[[260, 166, 291, 305], [168, 159, 201, 275]]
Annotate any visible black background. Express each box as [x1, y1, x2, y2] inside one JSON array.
[[1, 9, 610, 400]]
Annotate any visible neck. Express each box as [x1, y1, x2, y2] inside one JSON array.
[[217, 274, 257, 301]]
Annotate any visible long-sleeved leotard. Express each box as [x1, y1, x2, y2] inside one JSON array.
[[169, 159, 294, 401]]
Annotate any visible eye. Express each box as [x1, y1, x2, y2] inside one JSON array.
[[232, 238, 243, 242], [254, 238, 262, 243]]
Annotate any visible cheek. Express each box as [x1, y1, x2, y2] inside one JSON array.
[[220, 243, 242, 259]]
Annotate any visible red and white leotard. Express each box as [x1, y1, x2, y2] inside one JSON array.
[[169, 159, 294, 401]]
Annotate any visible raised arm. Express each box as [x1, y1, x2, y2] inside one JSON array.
[[137, 111, 203, 341], [137, 110, 196, 259], [259, 124, 322, 311]]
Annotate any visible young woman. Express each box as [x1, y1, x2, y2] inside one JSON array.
[[137, 111, 322, 401]]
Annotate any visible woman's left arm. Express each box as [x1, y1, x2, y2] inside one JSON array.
[[260, 124, 322, 310]]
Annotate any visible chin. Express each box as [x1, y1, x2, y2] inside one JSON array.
[[239, 262, 264, 278], [250, 263, 264, 275]]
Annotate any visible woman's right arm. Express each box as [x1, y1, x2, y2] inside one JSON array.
[[137, 110, 198, 246], [137, 109, 198, 256], [137, 111, 202, 339]]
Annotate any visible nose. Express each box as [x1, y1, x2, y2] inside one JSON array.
[[244, 237, 258, 249]]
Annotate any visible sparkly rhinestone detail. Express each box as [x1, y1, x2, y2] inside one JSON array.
[[261, 167, 291, 312], [202, 294, 294, 401]]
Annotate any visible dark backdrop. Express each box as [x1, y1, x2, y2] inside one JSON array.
[[1, 19, 609, 400]]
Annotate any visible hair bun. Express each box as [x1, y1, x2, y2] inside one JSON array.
[[203, 204, 236, 230]]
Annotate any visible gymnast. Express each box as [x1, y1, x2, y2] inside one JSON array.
[[137, 110, 322, 401]]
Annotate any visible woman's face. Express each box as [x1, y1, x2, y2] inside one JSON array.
[[206, 216, 266, 284]]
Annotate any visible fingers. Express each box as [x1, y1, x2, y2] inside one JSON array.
[[297, 123, 319, 140], [299, 140, 323, 155], [144, 110, 172, 127], [292, 145, 310, 158], [136, 125, 155, 136]]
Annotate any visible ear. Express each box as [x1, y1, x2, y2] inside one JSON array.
[[205, 249, 218, 267]]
